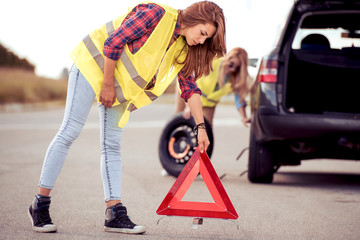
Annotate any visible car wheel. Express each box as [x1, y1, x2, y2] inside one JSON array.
[[159, 113, 214, 177], [248, 126, 274, 183]]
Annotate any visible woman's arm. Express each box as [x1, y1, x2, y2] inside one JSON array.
[[100, 4, 165, 108], [187, 93, 210, 153], [234, 93, 250, 127], [238, 106, 251, 127], [99, 57, 117, 108], [103, 4, 165, 61], [177, 70, 209, 152]]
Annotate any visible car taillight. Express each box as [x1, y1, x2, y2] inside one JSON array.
[[257, 58, 278, 83]]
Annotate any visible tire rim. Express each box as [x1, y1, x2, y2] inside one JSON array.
[[167, 125, 197, 164]]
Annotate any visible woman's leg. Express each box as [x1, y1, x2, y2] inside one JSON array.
[[38, 64, 95, 193], [98, 103, 123, 205], [98, 104, 146, 234], [29, 64, 95, 233]]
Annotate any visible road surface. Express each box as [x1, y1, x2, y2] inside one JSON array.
[[0, 96, 359, 240]]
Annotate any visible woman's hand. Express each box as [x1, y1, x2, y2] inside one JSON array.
[[238, 106, 251, 127], [99, 85, 116, 108], [242, 117, 251, 127], [197, 128, 210, 153]]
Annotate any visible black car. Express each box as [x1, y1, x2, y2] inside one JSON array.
[[249, 0, 360, 183]]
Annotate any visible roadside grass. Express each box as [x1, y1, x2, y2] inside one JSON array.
[[0, 67, 67, 104], [0, 67, 177, 106]]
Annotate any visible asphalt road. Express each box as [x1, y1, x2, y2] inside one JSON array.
[[1, 96, 359, 240]]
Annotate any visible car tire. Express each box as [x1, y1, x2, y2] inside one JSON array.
[[248, 126, 274, 183], [159, 113, 214, 177]]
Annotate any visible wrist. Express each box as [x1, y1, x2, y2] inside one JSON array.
[[193, 122, 206, 136], [102, 82, 114, 88]]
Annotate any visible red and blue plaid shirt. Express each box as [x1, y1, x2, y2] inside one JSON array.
[[103, 3, 201, 101]]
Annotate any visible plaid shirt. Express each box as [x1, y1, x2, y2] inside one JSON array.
[[103, 3, 201, 101]]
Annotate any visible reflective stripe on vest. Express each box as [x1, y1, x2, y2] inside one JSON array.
[[71, 2, 186, 127], [197, 58, 232, 107], [83, 32, 152, 104], [83, 19, 149, 103], [201, 93, 219, 104], [83, 34, 127, 104]]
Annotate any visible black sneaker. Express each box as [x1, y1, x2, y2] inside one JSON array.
[[104, 203, 146, 234], [28, 195, 57, 233]]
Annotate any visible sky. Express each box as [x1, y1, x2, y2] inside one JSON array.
[[0, 0, 293, 79]]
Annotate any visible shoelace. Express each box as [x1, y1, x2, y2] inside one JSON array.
[[113, 214, 136, 228], [36, 206, 52, 224]]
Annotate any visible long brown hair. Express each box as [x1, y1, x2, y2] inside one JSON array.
[[177, 1, 226, 80], [218, 47, 250, 99]]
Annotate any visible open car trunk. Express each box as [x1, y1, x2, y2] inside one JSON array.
[[285, 48, 360, 115]]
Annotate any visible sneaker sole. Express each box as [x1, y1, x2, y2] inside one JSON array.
[[104, 226, 146, 234], [28, 207, 57, 233]]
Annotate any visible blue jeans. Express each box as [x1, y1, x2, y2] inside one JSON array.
[[39, 64, 123, 202]]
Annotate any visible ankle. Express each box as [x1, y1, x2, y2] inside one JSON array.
[[38, 187, 51, 197], [36, 194, 50, 199], [106, 200, 121, 208], [32, 194, 51, 209]]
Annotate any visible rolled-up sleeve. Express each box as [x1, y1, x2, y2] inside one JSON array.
[[234, 93, 247, 110], [178, 70, 202, 102], [103, 4, 165, 60]]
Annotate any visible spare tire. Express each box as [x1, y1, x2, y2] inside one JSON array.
[[159, 113, 213, 177]]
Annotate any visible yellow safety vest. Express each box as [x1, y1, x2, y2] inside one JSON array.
[[70, 2, 186, 127], [197, 58, 232, 107]]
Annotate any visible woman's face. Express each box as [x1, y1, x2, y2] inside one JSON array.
[[224, 55, 241, 75], [182, 23, 216, 46]]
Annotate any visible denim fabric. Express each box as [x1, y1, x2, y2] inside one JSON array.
[[38, 64, 124, 201], [234, 93, 247, 110], [98, 103, 124, 201]]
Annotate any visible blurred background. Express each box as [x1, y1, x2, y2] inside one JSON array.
[[0, 0, 292, 105]]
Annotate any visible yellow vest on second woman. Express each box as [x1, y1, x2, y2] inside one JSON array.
[[197, 58, 232, 107], [70, 2, 187, 127]]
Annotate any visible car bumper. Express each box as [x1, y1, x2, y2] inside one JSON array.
[[255, 106, 360, 142]]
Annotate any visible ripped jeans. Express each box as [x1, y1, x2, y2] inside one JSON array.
[[38, 64, 123, 201]]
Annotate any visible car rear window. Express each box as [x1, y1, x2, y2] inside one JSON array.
[[291, 12, 360, 50]]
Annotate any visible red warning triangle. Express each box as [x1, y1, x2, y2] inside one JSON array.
[[156, 149, 238, 219]]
